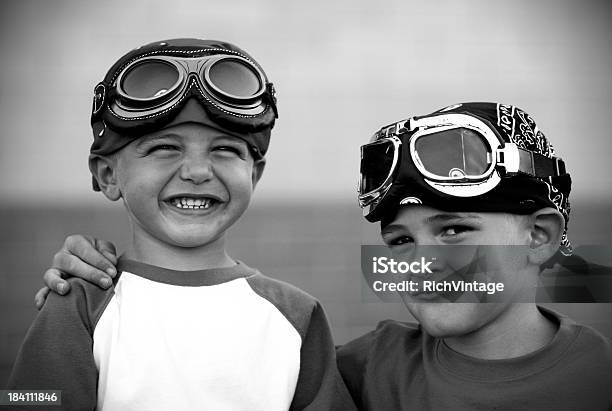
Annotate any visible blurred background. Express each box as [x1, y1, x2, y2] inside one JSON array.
[[1, 0, 611, 386]]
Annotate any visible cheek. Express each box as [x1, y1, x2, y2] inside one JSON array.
[[117, 164, 166, 206], [478, 246, 530, 285], [121, 158, 169, 184], [483, 222, 531, 246], [442, 246, 480, 272], [218, 164, 255, 197]]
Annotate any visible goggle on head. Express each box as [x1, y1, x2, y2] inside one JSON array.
[[358, 112, 568, 220], [91, 43, 278, 134]]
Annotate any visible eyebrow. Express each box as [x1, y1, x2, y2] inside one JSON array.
[[136, 134, 180, 147], [212, 135, 248, 145], [425, 213, 482, 224]]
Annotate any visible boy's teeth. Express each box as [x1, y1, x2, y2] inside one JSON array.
[[170, 197, 213, 209]]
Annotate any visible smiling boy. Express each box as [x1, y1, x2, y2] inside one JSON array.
[[101, 121, 258, 265], [8, 39, 353, 411], [337, 102, 612, 410]]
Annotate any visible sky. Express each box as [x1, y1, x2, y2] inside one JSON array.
[[0, 0, 611, 205]]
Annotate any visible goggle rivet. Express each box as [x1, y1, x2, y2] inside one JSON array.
[[399, 197, 422, 205], [98, 122, 106, 137]]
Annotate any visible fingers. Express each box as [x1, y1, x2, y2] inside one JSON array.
[[34, 287, 51, 310], [95, 238, 118, 265], [63, 234, 118, 278], [52, 249, 114, 289], [39, 234, 117, 304], [43, 268, 70, 295]]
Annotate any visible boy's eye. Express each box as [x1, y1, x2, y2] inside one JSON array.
[[213, 145, 247, 158], [384, 235, 414, 247], [441, 225, 472, 237], [147, 144, 180, 154]]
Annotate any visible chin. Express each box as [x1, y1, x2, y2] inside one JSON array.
[[168, 232, 223, 248], [156, 224, 224, 249], [406, 302, 485, 338]]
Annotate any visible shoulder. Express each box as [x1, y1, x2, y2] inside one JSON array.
[[542, 308, 612, 408], [336, 320, 422, 404], [44, 276, 116, 333], [245, 271, 318, 307], [337, 320, 422, 373], [245, 271, 319, 312], [566, 319, 612, 363], [338, 320, 421, 358], [541, 306, 612, 370], [244, 271, 321, 339]]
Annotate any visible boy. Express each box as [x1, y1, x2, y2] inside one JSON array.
[[8, 38, 354, 410], [339, 102, 612, 409]]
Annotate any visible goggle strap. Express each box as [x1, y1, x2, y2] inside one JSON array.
[[498, 144, 566, 178], [264, 82, 279, 118], [373, 120, 410, 140], [533, 151, 566, 177], [517, 149, 566, 178]]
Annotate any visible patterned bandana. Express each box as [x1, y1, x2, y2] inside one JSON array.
[[441, 103, 572, 255]]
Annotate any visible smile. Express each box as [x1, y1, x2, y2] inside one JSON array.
[[168, 197, 218, 210]]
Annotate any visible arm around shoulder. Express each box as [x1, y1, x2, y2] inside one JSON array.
[[8, 278, 112, 410]]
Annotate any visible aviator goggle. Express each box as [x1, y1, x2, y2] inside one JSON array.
[[92, 50, 277, 121], [358, 113, 567, 218]]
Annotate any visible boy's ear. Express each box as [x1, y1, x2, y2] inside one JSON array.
[[251, 157, 266, 188], [89, 154, 122, 201], [527, 207, 565, 265]]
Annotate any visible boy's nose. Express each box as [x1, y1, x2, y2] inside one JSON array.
[[179, 155, 214, 185], [408, 244, 447, 274]]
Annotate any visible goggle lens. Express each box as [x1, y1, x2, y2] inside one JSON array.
[[208, 59, 262, 99], [120, 61, 180, 99], [414, 128, 491, 179], [361, 139, 397, 194]]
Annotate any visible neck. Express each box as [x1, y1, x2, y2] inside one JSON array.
[[125, 225, 235, 271], [443, 304, 557, 359]]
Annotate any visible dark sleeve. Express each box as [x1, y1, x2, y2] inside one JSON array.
[[290, 301, 357, 411], [336, 330, 376, 410], [7, 279, 107, 411]]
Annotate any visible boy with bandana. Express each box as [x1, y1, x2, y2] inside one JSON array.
[[339, 102, 612, 410], [8, 39, 354, 411]]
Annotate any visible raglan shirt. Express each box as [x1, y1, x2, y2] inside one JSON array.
[[8, 259, 355, 411], [337, 307, 612, 410]]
